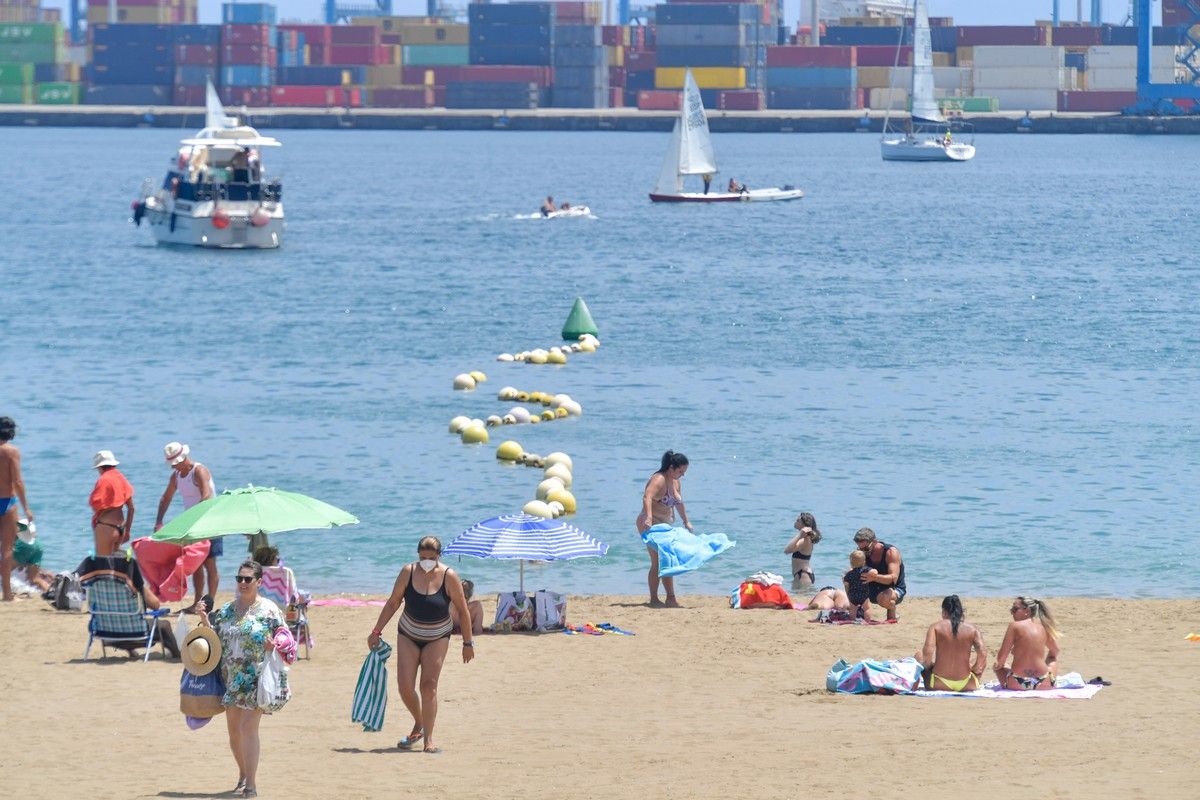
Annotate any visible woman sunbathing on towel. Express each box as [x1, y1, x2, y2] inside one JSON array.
[[994, 596, 1061, 690], [915, 595, 987, 692], [800, 586, 853, 613]]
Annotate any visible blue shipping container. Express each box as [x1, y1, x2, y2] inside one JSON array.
[[626, 69, 655, 91], [175, 65, 219, 85], [90, 23, 174, 47], [554, 65, 608, 89], [171, 25, 223, 47], [550, 87, 607, 107], [33, 63, 70, 82], [823, 26, 910, 47], [766, 67, 856, 90], [1064, 52, 1086, 70], [445, 80, 546, 108], [92, 42, 175, 69], [553, 46, 606, 67], [929, 26, 957, 53], [469, 23, 554, 46], [221, 65, 274, 87], [555, 24, 601, 47], [767, 87, 858, 109], [469, 44, 553, 66], [468, 3, 556, 26], [657, 4, 759, 26], [84, 83, 172, 105], [655, 23, 752, 48], [276, 65, 365, 85], [87, 62, 173, 86], [222, 2, 277, 25], [655, 45, 754, 68]]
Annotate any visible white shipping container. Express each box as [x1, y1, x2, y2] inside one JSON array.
[[973, 67, 1071, 90], [867, 86, 907, 110], [990, 88, 1059, 110], [1085, 45, 1175, 68], [889, 66, 971, 91], [1086, 66, 1175, 90], [971, 45, 1064, 69]]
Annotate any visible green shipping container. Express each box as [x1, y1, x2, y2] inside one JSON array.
[[0, 84, 33, 103], [0, 62, 34, 85], [35, 81, 80, 104], [0, 43, 64, 63], [402, 44, 469, 66], [0, 23, 64, 45], [939, 96, 999, 113]]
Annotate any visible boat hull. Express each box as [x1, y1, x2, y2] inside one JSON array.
[[140, 199, 284, 249], [649, 188, 804, 203], [544, 206, 593, 218], [881, 138, 976, 162]]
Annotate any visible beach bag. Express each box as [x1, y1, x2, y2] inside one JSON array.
[[826, 658, 922, 695], [256, 650, 290, 712], [180, 669, 226, 717], [492, 591, 534, 632], [534, 590, 566, 631], [45, 573, 83, 611]]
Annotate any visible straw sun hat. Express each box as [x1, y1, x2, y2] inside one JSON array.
[[181, 626, 223, 677]]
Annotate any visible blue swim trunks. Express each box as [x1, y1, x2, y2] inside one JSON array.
[[207, 537, 224, 558], [0, 498, 13, 515]]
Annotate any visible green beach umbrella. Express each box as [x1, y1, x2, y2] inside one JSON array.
[[151, 485, 358, 543]]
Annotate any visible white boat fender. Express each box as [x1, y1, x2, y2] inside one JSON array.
[[250, 207, 271, 227]]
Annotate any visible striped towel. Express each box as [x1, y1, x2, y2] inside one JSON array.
[[351, 641, 392, 732]]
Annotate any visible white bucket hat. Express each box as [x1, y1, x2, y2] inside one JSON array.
[[92, 450, 119, 469], [164, 441, 190, 466]]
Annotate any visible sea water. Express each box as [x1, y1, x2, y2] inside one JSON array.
[[1, 128, 1196, 599]]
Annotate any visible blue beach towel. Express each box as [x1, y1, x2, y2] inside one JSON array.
[[641, 524, 735, 577]]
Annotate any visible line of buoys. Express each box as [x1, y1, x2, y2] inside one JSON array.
[[453, 371, 487, 391], [496, 441, 577, 518], [495, 388, 583, 417], [496, 334, 599, 364]]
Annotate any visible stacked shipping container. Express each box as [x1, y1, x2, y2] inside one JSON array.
[[219, 3, 276, 106], [1, 19, 79, 104], [652, 2, 771, 110], [552, 3, 606, 107], [85, 0, 197, 26]]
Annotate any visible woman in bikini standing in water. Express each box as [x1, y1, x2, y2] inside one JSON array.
[[368, 536, 475, 753], [636, 451, 692, 608], [783, 512, 821, 593], [89, 450, 135, 556]]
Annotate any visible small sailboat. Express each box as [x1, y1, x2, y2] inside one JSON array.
[[132, 81, 285, 248], [649, 69, 803, 203], [880, 0, 975, 162]]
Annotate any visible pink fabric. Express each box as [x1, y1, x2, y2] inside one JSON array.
[[259, 565, 297, 607], [308, 598, 385, 607], [131, 537, 211, 601], [273, 627, 298, 664]]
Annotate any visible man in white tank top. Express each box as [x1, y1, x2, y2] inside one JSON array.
[[154, 441, 217, 613]]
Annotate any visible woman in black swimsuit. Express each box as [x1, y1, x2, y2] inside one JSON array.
[[783, 512, 821, 592], [368, 536, 475, 753]]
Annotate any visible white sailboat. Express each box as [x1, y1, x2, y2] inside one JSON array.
[[880, 0, 975, 162], [650, 69, 803, 203], [132, 81, 285, 248]]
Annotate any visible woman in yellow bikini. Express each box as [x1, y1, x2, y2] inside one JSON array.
[[915, 595, 988, 692], [636, 450, 692, 608]]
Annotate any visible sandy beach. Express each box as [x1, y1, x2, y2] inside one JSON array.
[[1, 593, 1196, 799]]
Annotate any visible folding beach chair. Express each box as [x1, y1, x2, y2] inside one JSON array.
[[83, 574, 171, 662], [260, 564, 312, 659]]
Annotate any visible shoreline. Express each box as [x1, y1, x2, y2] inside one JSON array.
[[2, 593, 1196, 798], [2, 105, 1198, 134]]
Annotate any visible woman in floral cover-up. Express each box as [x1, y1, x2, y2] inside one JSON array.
[[197, 559, 290, 798]]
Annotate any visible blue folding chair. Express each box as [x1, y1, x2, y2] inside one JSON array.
[[83, 574, 171, 662]]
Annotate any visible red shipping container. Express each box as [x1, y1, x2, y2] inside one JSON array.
[[173, 44, 218, 65], [329, 44, 384, 65], [637, 89, 681, 110], [626, 49, 656, 70], [457, 65, 553, 86], [1057, 90, 1136, 112], [173, 85, 207, 106], [271, 85, 362, 107], [855, 45, 911, 67], [609, 87, 623, 107], [608, 65, 626, 87], [601, 25, 622, 46], [1163, 0, 1190, 25], [308, 44, 330, 65], [630, 27, 645, 49], [433, 85, 446, 106], [718, 89, 764, 110], [222, 24, 273, 47], [370, 87, 435, 108], [219, 87, 272, 106], [221, 45, 276, 64], [957, 26, 1048, 46], [279, 24, 333, 48], [766, 45, 856, 68], [1051, 26, 1103, 47], [331, 25, 381, 46]]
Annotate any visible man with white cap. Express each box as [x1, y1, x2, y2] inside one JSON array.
[[155, 442, 217, 613]]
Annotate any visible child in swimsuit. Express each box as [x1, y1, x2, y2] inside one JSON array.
[[842, 550, 871, 619]]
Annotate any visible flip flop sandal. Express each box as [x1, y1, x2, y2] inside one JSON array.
[[423, 746, 442, 754], [398, 730, 424, 749]]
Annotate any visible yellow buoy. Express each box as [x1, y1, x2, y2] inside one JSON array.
[[469, 370, 487, 383], [496, 440, 523, 461], [537, 477, 565, 500], [448, 416, 471, 434], [544, 463, 572, 487], [528, 415, 540, 424], [528, 350, 548, 365], [522, 500, 554, 518], [578, 340, 596, 353], [461, 425, 489, 444], [546, 489, 577, 514], [517, 391, 530, 402], [554, 407, 568, 418], [547, 350, 567, 364], [540, 410, 555, 421], [486, 415, 503, 427], [544, 452, 573, 470]]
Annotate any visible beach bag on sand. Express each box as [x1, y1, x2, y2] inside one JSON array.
[[257, 650, 290, 712], [826, 658, 922, 694], [180, 669, 226, 717], [534, 590, 566, 631], [492, 591, 534, 632], [45, 573, 84, 611]]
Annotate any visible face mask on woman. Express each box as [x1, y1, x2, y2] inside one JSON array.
[[419, 558, 438, 572]]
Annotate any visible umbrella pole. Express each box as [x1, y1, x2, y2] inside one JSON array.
[[520, 560, 525, 594]]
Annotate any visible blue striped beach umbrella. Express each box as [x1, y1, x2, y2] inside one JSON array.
[[443, 513, 609, 592]]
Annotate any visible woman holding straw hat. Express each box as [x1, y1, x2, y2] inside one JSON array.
[[197, 559, 290, 798]]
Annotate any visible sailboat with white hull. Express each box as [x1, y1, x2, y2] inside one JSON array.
[[649, 69, 803, 203], [880, 0, 975, 162]]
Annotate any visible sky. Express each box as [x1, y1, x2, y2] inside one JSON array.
[[43, 1, 1144, 29]]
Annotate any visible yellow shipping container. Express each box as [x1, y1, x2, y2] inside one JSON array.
[[932, 52, 953, 67], [606, 45, 623, 67], [366, 66, 406, 85], [352, 16, 469, 45], [655, 66, 745, 89], [956, 46, 974, 65], [856, 67, 892, 89], [87, 7, 173, 24]]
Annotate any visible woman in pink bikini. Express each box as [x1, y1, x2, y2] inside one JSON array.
[[636, 451, 692, 608]]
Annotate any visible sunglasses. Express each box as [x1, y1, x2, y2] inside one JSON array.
[[235, 575, 258, 584], [1010, 605, 1023, 613]]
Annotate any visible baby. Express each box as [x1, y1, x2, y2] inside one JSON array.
[[842, 550, 872, 620]]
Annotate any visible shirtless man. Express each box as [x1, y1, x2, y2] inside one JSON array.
[[0, 417, 34, 601], [916, 595, 988, 692], [853, 527, 906, 621], [90, 451, 135, 556], [994, 596, 1061, 690], [154, 442, 217, 613]]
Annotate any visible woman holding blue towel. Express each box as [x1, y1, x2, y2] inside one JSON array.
[[636, 451, 692, 608]]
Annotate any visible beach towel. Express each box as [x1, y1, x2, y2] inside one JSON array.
[[809, 614, 897, 626], [732, 581, 793, 609], [826, 657, 923, 694], [131, 537, 211, 602], [562, 622, 635, 636], [351, 641, 392, 732], [641, 524, 735, 578], [309, 598, 385, 607], [910, 673, 1104, 699]]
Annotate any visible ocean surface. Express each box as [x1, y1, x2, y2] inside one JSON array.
[[2, 126, 1197, 600]]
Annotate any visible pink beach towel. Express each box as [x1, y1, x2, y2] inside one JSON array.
[[273, 627, 298, 664], [308, 598, 386, 607], [131, 538, 211, 602]]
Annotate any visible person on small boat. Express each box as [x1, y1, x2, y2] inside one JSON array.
[[702, 174, 712, 195], [943, 129, 953, 147], [560, 201, 571, 211], [726, 178, 748, 194], [540, 196, 555, 217]]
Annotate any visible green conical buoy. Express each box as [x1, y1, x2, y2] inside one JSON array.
[[561, 297, 598, 340]]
